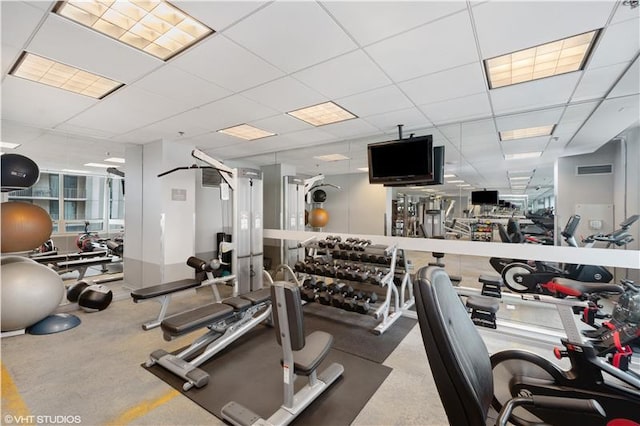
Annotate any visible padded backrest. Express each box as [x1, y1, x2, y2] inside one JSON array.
[[497, 223, 511, 243], [414, 267, 493, 426], [271, 281, 305, 351]]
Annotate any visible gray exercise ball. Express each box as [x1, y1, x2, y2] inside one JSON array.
[[1, 260, 64, 332], [1, 255, 38, 265]]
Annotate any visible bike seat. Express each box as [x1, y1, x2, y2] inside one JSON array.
[[552, 278, 623, 296]]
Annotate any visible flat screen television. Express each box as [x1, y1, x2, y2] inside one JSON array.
[[471, 190, 499, 205], [368, 135, 433, 185], [383, 145, 444, 187]]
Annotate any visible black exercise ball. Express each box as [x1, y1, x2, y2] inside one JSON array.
[[67, 280, 90, 302], [1, 153, 40, 192], [312, 189, 327, 203], [78, 285, 113, 312]]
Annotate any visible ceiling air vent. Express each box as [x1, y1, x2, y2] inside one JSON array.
[[576, 164, 613, 176], [202, 168, 222, 187]]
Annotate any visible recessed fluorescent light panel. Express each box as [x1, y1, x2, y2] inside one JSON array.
[[10, 52, 123, 99], [218, 124, 275, 141], [313, 154, 350, 162], [500, 125, 555, 141], [62, 169, 91, 174], [509, 176, 530, 181], [443, 174, 456, 178], [357, 167, 369, 172], [505, 152, 542, 160], [288, 102, 356, 126], [485, 30, 598, 89], [54, 1, 214, 61], [0, 142, 21, 149], [104, 157, 125, 163], [84, 163, 118, 168], [446, 180, 464, 184]]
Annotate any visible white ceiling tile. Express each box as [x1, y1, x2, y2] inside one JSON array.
[[65, 86, 196, 135], [24, 2, 54, 11], [399, 63, 486, 105], [1, 2, 46, 49], [611, 4, 639, 25], [189, 95, 280, 131], [321, 119, 380, 139], [27, 14, 161, 83], [608, 57, 639, 99], [175, 1, 269, 32], [568, 94, 640, 152], [495, 108, 565, 131], [365, 10, 478, 82], [2, 44, 21, 76], [363, 107, 431, 133], [53, 122, 121, 140], [224, 1, 357, 73], [571, 62, 629, 102], [249, 114, 311, 135], [133, 65, 232, 109], [473, 1, 614, 59], [558, 101, 600, 124], [588, 18, 640, 69], [501, 136, 550, 154], [419, 92, 491, 125], [171, 34, 284, 92], [1, 120, 46, 144], [280, 128, 337, 145], [1, 76, 97, 128], [490, 73, 582, 115], [242, 77, 326, 112], [322, 1, 467, 46], [293, 50, 391, 99], [337, 85, 413, 118]]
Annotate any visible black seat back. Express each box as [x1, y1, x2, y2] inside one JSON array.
[[497, 223, 511, 243], [414, 266, 493, 426], [271, 282, 305, 351]]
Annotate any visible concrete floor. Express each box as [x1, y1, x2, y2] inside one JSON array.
[[0, 252, 627, 425]]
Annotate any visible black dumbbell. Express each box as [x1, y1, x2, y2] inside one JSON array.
[[318, 283, 338, 305], [331, 284, 354, 308], [342, 290, 365, 312], [294, 261, 305, 272], [367, 270, 386, 285], [346, 266, 363, 281], [300, 278, 317, 302], [349, 251, 362, 261], [355, 291, 379, 314]]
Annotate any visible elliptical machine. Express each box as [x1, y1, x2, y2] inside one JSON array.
[[500, 214, 638, 296]]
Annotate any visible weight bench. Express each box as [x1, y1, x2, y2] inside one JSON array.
[[130, 256, 236, 330], [221, 281, 343, 426], [145, 287, 273, 391], [56, 256, 114, 280]]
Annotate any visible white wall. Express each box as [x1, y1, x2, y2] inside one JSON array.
[[321, 173, 387, 235]]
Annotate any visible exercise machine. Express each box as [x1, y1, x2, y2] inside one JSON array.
[[221, 281, 343, 425], [145, 287, 272, 391], [500, 214, 638, 295], [131, 256, 236, 330]]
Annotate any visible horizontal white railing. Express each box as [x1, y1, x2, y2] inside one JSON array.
[[264, 229, 640, 270]]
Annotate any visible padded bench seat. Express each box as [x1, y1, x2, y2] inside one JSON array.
[[131, 279, 200, 302], [162, 303, 235, 337]]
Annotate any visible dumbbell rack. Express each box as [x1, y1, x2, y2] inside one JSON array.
[[294, 236, 415, 335]]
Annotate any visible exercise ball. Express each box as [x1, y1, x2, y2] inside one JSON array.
[[0, 259, 64, 331], [312, 189, 327, 203], [67, 280, 90, 303], [1, 153, 39, 192], [308, 208, 329, 228], [0, 255, 38, 265], [1, 201, 53, 253], [78, 285, 113, 312]]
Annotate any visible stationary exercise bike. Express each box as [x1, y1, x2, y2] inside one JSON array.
[[490, 283, 640, 425], [500, 214, 638, 296]]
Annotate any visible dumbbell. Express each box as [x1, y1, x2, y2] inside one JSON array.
[[294, 261, 305, 272], [359, 253, 372, 263], [367, 269, 387, 285], [349, 251, 363, 261], [342, 291, 363, 312], [301, 280, 327, 302], [318, 283, 339, 305], [335, 264, 351, 280], [300, 278, 316, 302], [304, 262, 316, 274], [331, 284, 354, 308], [353, 239, 372, 251], [355, 291, 379, 314], [346, 266, 363, 282]]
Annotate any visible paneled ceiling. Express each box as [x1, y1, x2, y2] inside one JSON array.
[[1, 1, 639, 199]]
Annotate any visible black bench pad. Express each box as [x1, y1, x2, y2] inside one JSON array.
[[291, 331, 333, 376], [131, 279, 199, 301], [162, 303, 234, 336], [223, 297, 252, 310], [241, 288, 271, 304], [478, 275, 503, 286], [466, 296, 500, 313]]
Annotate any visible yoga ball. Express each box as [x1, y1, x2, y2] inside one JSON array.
[[78, 285, 113, 312], [1, 201, 53, 253], [1, 259, 64, 332], [308, 208, 329, 228], [1, 153, 40, 192]]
